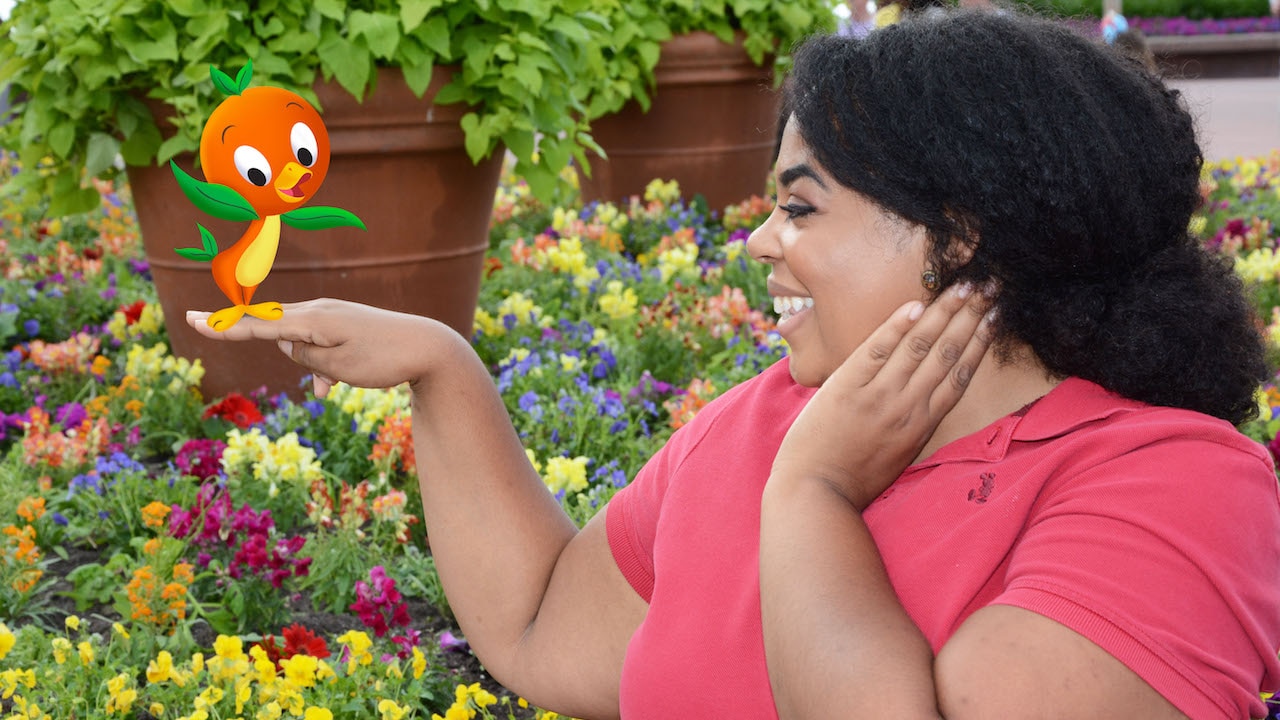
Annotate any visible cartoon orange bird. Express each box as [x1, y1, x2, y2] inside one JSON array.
[[171, 61, 364, 332]]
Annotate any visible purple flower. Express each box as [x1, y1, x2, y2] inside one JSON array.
[[54, 402, 86, 429], [23, 319, 39, 337], [438, 630, 469, 652]]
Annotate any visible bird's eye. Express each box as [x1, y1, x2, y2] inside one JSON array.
[[233, 146, 271, 187], [291, 122, 319, 168]]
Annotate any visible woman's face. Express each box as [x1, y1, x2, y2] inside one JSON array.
[[748, 118, 931, 387]]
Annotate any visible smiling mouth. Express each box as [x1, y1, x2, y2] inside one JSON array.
[[277, 173, 312, 199], [773, 296, 814, 324]]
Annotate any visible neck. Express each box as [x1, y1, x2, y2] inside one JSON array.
[[915, 344, 1061, 462]]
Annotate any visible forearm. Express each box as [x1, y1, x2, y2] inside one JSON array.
[[759, 476, 942, 719], [407, 325, 578, 679]]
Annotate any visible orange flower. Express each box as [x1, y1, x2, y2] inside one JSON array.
[[141, 501, 172, 529], [16, 497, 45, 523], [663, 378, 718, 430]]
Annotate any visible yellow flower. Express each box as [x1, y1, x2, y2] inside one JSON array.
[[51, 637, 71, 664], [149, 703, 165, 717], [256, 702, 283, 720], [303, 708, 333, 720], [0, 623, 15, 660], [411, 647, 427, 679], [112, 623, 130, 640], [644, 178, 681, 204], [214, 635, 245, 661], [281, 653, 319, 689], [598, 280, 638, 320], [190, 652, 204, 674], [473, 308, 505, 338], [77, 640, 94, 665], [147, 651, 186, 686], [105, 673, 137, 715], [542, 455, 590, 495], [656, 243, 699, 282], [64, 615, 80, 633], [194, 686, 224, 710], [336, 630, 373, 672], [378, 699, 409, 720]]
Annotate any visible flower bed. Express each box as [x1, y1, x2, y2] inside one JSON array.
[[0, 157, 780, 718], [1, 149, 1279, 718]]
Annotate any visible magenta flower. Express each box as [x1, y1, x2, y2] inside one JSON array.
[[350, 566, 413, 639], [174, 438, 227, 480]]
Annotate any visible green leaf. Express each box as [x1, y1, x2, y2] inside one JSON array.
[[460, 112, 489, 164], [84, 132, 120, 177], [47, 185, 99, 217], [400, 0, 443, 32], [170, 161, 259, 222], [269, 29, 320, 55], [120, 121, 162, 166], [402, 59, 435, 98], [280, 206, 367, 231], [314, 0, 345, 20], [234, 60, 253, 92], [210, 65, 240, 96], [504, 128, 534, 163], [156, 134, 196, 165], [167, 0, 206, 16], [175, 222, 217, 262], [317, 34, 372, 100], [349, 10, 400, 59], [416, 15, 451, 58], [47, 122, 74, 158]]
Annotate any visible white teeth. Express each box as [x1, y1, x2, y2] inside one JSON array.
[[772, 296, 813, 318]]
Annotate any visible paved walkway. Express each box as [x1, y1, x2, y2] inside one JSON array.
[[1168, 76, 1280, 161]]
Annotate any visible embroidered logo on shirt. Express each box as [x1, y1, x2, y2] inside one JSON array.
[[968, 472, 995, 504]]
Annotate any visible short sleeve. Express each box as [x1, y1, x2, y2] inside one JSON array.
[[996, 428, 1280, 719]]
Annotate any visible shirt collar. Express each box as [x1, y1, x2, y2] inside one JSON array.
[[906, 377, 1143, 469]]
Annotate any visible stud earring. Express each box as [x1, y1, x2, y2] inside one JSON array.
[[921, 269, 940, 292]]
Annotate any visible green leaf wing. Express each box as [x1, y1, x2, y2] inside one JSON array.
[[170, 161, 259, 222], [210, 66, 240, 97], [281, 206, 367, 231], [175, 224, 218, 262]]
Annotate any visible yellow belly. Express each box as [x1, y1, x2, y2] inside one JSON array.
[[236, 215, 281, 287]]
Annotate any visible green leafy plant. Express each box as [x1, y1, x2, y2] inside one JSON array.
[[587, 0, 838, 119], [0, 0, 622, 213]]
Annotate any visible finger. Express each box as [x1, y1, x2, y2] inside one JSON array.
[[879, 282, 981, 388], [901, 281, 988, 392], [900, 286, 992, 395], [185, 303, 312, 343], [926, 305, 997, 416], [839, 299, 927, 387], [313, 373, 332, 399]]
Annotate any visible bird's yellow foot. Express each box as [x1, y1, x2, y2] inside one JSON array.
[[244, 301, 284, 321], [207, 306, 248, 332]]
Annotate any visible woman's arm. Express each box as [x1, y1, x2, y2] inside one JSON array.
[[188, 300, 646, 719]]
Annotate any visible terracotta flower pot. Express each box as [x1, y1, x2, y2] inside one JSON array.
[[578, 32, 780, 211], [128, 67, 503, 400]]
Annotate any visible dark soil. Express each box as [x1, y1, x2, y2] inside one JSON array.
[[10, 544, 536, 719]]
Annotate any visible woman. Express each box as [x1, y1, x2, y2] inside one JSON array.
[[189, 10, 1280, 719]]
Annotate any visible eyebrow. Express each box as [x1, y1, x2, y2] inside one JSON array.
[[221, 125, 235, 143], [779, 163, 828, 190], [287, 102, 303, 110]]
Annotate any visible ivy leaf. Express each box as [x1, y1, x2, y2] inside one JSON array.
[[170, 161, 259, 222], [416, 16, 451, 58], [402, 59, 435, 98], [84, 132, 120, 177], [459, 112, 490, 164], [280, 206, 366, 231], [47, 185, 99, 217], [349, 10, 401, 60], [313, 0, 345, 20], [47, 122, 74, 159], [317, 33, 372, 100], [400, 0, 443, 32], [120, 121, 162, 166]]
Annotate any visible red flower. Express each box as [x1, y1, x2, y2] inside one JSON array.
[[253, 623, 330, 670], [484, 256, 504, 278], [282, 623, 330, 660], [203, 393, 264, 429], [121, 300, 147, 325]]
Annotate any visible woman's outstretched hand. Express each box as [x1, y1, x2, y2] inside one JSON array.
[[770, 282, 996, 509], [186, 298, 450, 398]]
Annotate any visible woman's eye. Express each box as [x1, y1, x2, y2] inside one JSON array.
[[779, 203, 815, 220]]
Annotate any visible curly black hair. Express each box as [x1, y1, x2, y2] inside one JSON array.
[[783, 9, 1266, 424]]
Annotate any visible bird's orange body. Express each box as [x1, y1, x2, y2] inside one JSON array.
[[198, 85, 331, 330]]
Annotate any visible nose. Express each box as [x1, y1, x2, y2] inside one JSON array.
[[746, 211, 780, 265]]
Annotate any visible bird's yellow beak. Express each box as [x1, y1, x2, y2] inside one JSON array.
[[274, 162, 312, 204]]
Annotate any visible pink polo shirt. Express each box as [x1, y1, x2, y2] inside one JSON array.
[[607, 358, 1280, 718]]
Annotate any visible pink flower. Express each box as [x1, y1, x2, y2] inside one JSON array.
[[174, 439, 227, 480]]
